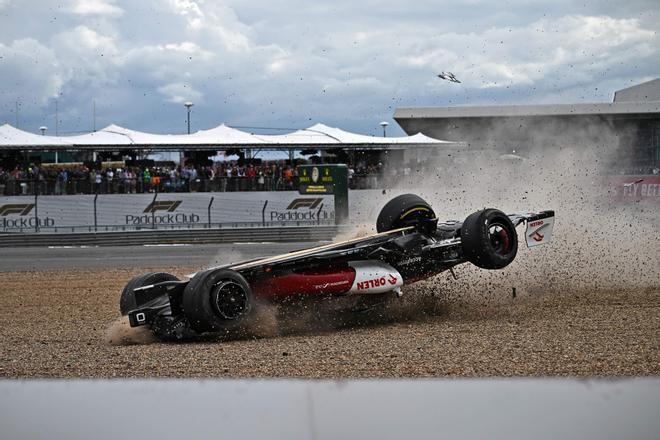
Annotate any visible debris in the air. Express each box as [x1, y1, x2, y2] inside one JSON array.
[[437, 71, 461, 83]]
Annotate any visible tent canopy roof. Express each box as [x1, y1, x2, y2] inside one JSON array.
[[0, 122, 459, 151]]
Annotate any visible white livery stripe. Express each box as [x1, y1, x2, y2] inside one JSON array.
[[347, 261, 403, 295]]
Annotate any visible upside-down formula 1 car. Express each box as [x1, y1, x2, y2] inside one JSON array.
[[120, 194, 555, 340]]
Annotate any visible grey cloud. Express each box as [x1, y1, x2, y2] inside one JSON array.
[[0, 0, 658, 135], [70, 0, 124, 16]]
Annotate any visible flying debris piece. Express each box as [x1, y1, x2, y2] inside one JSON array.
[[437, 71, 461, 83], [623, 178, 644, 188]]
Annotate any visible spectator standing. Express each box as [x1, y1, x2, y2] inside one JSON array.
[[143, 168, 151, 193], [106, 168, 114, 193], [123, 169, 134, 193], [283, 166, 293, 190], [246, 164, 256, 190], [94, 170, 102, 193], [56, 168, 68, 195]]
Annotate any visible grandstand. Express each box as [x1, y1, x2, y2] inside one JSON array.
[[0, 123, 464, 195]]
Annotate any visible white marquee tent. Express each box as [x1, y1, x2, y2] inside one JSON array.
[[0, 122, 458, 151]]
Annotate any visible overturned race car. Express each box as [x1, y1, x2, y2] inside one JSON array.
[[120, 194, 555, 340]]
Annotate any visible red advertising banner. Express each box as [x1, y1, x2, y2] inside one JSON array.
[[608, 175, 660, 202]]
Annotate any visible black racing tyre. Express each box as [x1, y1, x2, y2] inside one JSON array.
[[182, 269, 254, 333], [461, 208, 518, 269], [376, 194, 436, 233], [120, 272, 180, 315]]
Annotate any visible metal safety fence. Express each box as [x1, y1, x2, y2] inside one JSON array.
[[0, 225, 341, 247]]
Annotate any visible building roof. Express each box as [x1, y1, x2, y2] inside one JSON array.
[[394, 101, 660, 120], [614, 78, 660, 102], [395, 78, 660, 120]]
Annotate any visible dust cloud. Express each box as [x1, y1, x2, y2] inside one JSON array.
[[364, 120, 660, 300], [104, 316, 155, 346], [194, 119, 659, 340]]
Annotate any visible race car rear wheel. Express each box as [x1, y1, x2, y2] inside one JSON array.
[[120, 272, 180, 315], [461, 208, 518, 269], [182, 269, 254, 333], [376, 194, 436, 234]]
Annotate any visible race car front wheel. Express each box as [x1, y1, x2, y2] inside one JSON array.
[[461, 208, 518, 269], [376, 193, 437, 234], [182, 269, 254, 333], [120, 272, 180, 315]]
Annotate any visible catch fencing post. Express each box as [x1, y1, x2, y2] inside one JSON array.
[[316, 203, 323, 225], [93, 193, 99, 232], [208, 196, 214, 228], [34, 193, 38, 232], [262, 200, 268, 227], [151, 191, 158, 229]]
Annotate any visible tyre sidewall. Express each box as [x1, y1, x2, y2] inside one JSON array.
[[120, 272, 179, 315], [183, 269, 253, 333], [376, 193, 436, 233], [461, 209, 518, 269]]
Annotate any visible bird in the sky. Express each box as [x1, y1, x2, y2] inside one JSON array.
[[437, 71, 461, 83]]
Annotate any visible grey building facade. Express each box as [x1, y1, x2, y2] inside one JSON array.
[[394, 79, 660, 172]]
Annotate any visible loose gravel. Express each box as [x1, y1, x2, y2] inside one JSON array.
[[0, 268, 658, 378]]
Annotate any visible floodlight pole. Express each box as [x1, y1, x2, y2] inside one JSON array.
[[380, 121, 389, 137], [184, 102, 194, 134], [40, 126, 57, 164], [182, 101, 194, 166]]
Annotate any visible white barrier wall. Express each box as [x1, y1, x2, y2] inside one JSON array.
[[0, 192, 338, 231], [0, 190, 398, 231]]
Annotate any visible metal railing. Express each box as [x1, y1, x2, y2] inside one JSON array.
[[0, 225, 342, 247], [1, 220, 337, 234]]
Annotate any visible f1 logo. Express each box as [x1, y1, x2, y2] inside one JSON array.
[[0, 204, 35, 216], [143, 200, 182, 213], [286, 198, 323, 210]]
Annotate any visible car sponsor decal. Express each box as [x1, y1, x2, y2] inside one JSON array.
[[397, 256, 422, 266], [348, 261, 403, 294], [399, 206, 430, 220], [525, 216, 554, 247], [313, 280, 350, 290]]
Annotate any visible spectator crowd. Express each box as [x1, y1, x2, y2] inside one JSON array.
[[0, 161, 387, 196]]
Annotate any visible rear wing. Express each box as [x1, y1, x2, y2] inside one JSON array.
[[508, 210, 555, 247]]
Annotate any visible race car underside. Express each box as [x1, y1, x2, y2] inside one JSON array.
[[121, 194, 555, 340]]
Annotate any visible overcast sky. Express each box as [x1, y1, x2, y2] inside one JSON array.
[[0, 0, 658, 136]]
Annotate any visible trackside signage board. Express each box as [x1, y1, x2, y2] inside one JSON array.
[[609, 175, 660, 202], [0, 193, 336, 231], [299, 165, 349, 224]]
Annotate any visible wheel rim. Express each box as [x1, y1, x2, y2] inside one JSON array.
[[211, 281, 248, 320], [488, 222, 511, 255]]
